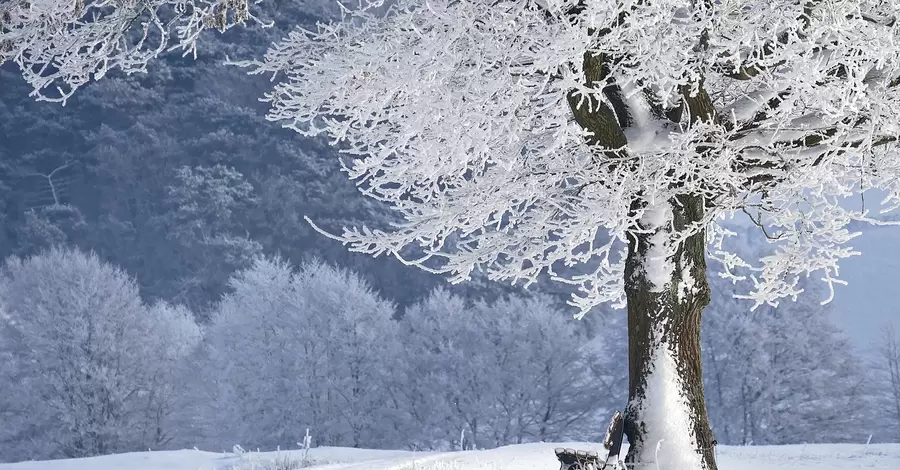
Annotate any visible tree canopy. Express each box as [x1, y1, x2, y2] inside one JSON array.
[[238, 0, 900, 314], [6, 1, 898, 311]]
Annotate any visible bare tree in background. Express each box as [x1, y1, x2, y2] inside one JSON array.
[[874, 324, 900, 441], [0, 248, 199, 461]]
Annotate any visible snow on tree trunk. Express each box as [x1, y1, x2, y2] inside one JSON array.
[[624, 195, 716, 470]]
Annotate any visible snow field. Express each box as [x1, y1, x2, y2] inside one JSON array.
[[2, 443, 900, 470]]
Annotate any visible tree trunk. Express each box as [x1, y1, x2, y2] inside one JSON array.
[[623, 195, 717, 470]]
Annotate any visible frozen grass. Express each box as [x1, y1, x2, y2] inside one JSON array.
[[230, 451, 320, 470], [390, 462, 464, 470], [390, 459, 501, 470]]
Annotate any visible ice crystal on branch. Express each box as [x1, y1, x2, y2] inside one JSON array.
[[231, 0, 900, 314], [0, 0, 267, 103], [9, 0, 900, 314]]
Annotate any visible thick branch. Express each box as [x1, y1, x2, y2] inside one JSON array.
[[680, 84, 717, 124], [567, 50, 628, 150], [733, 125, 900, 191]]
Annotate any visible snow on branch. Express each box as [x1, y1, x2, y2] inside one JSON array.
[[229, 0, 900, 314], [0, 0, 268, 104], [10, 0, 900, 314]]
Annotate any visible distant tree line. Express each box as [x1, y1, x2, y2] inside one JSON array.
[[0, 247, 897, 463]]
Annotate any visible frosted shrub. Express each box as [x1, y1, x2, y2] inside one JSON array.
[[0, 247, 200, 461], [233, 453, 313, 470], [198, 257, 402, 449]]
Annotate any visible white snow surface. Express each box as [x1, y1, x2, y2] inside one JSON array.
[[620, 82, 674, 153], [633, 341, 703, 470], [2, 443, 899, 470], [641, 204, 674, 293]]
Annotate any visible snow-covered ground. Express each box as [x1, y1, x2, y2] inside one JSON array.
[[1, 442, 899, 470]]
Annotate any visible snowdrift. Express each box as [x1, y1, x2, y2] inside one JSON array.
[[1, 442, 899, 470]]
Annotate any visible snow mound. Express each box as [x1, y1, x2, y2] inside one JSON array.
[[1, 442, 899, 470]]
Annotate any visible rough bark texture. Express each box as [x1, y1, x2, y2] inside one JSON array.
[[566, 26, 718, 468], [623, 195, 716, 470]]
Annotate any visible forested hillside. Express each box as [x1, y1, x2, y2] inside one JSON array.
[[0, 1, 447, 316]]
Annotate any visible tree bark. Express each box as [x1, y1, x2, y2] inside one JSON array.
[[622, 194, 717, 470]]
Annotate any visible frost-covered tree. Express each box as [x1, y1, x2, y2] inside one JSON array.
[[702, 275, 869, 445], [400, 289, 601, 449], [244, 2, 900, 466], [161, 164, 261, 312], [484, 295, 600, 443], [0, 248, 199, 462], [14, 205, 85, 255], [0, 0, 264, 104], [873, 323, 900, 442], [138, 302, 202, 448], [9, 1, 900, 466], [198, 256, 401, 450]]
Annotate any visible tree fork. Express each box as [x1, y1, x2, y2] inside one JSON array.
[[623, 194, 716, 469], [567, 25, 718, 468]]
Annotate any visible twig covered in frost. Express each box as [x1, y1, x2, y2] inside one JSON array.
[[228, 0, 900, 314], [0, 0, 268, 104]]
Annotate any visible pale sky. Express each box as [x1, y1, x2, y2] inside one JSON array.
[[829, 224, 900, 357]]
